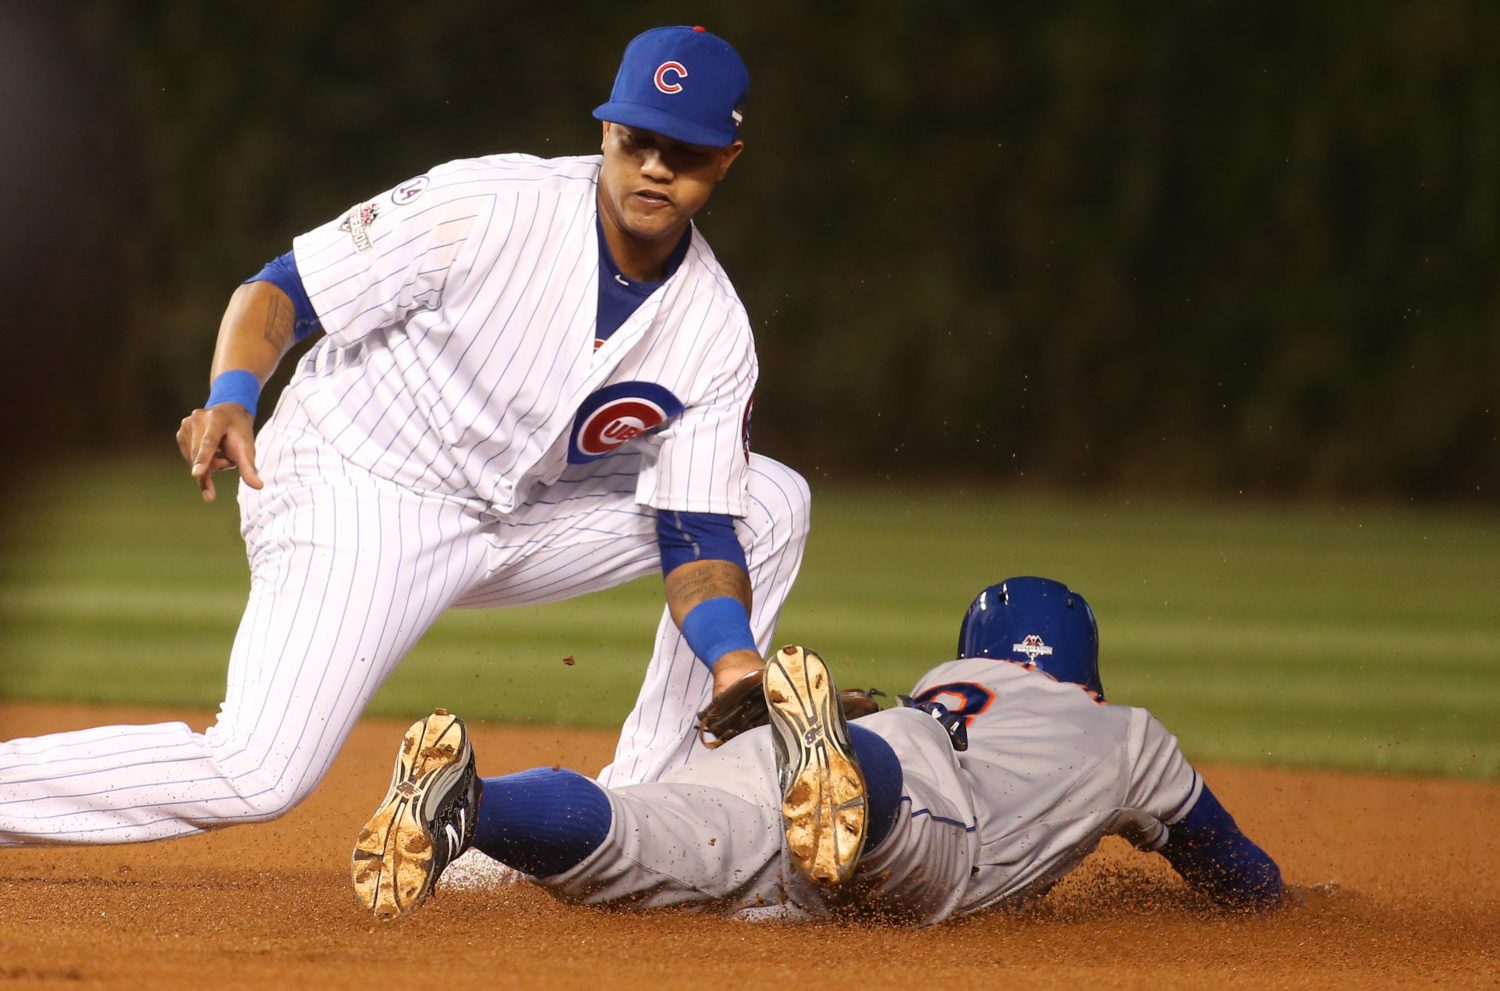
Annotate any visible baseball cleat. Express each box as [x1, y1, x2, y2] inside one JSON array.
[[351, 708, 480, 920], [764, 644, 868, 885]]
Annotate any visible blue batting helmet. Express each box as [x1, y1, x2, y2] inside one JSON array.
[[956, 577, 1104, 698]]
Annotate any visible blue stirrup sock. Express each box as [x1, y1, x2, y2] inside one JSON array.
[[847, 723, 903, 850], [472, 738, 899, 875], [472, 768, 613, 877]]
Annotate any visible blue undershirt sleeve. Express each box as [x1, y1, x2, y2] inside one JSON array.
[[1158, 783, 1284, 911], [656, 511, 748, 575], [657, 513, 756, 668], [245, 251, 324, 342]]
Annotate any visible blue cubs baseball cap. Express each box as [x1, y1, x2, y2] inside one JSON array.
[[593, 25, 749, 148]]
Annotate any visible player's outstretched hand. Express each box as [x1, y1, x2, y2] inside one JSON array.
[[176, 404, 263, 503]]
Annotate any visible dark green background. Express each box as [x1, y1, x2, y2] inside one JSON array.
[[1, 3, 1496, 781], [3, 1, 1496, 501]]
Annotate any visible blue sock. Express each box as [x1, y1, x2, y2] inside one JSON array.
[[847, 723, 903, 850], [472, 768, 613, 877]]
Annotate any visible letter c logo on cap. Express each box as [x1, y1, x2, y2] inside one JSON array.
[[654, 61, 688, 94]]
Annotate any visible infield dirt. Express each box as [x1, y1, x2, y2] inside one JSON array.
[[0, 702, 1494, 990]]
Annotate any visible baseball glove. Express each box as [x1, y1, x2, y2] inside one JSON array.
[[697, 669, 885, 748]]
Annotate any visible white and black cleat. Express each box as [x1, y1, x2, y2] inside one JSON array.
[[764, 645, 869, 885], [352, 708, 480, 920]]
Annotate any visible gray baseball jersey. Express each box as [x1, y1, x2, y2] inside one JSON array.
[[535, 659, 1199, 924]]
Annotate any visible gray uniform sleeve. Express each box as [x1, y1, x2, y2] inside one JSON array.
[[1110, 707, 1204, 851]]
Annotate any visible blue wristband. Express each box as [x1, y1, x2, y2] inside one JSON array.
[[206, 369, 261, 419], [680, 596, 758, 669]]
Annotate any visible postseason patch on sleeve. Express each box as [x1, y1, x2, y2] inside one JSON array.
[[337, 201, 382, 252], [335, 175, 429, 253]]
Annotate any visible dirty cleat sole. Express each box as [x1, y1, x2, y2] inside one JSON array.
[[765, 645, 868, 885], [351, 708, 477, 920]]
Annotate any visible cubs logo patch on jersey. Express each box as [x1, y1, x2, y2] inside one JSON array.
[[568, 381, 685, 463]]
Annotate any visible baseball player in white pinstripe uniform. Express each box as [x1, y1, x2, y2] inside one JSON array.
[[0, 26, 802, 845], [347, 578, 1283, 922]]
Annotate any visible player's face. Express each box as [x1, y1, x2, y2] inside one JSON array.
[[597, 122, 743, 244]]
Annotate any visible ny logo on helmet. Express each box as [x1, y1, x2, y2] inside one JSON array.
[[1012, 634, 1054, 662]]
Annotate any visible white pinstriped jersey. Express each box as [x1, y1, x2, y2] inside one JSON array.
[[290, 154, 756, 517], [0, 154, 801, 851]]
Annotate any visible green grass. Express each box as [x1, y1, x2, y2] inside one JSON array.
[[1, 458, 1496, 779]]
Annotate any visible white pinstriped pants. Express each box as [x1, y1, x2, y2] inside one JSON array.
[[0, 398, 809, 845]]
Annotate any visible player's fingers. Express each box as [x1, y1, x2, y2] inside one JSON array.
[[175, 414, 198, 463], [230, 433, 264, 490], [198, 469, 216, 503], [218, 426, 259, 484], [179, 410, 224, 471], [191, 426, 225, 479]]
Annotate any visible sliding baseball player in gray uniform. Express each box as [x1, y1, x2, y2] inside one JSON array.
[[353, 577, 1284, 921], [0, 26, 803, 846]]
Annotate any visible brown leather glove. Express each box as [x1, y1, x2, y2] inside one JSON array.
[[697, 668, 885, 748]]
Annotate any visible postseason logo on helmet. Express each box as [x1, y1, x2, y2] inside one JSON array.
[[1012, 634, 1054, 662]]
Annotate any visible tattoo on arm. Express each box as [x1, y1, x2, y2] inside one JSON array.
[[664, 559, 752, 625], [261, 291, 293, 350]]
